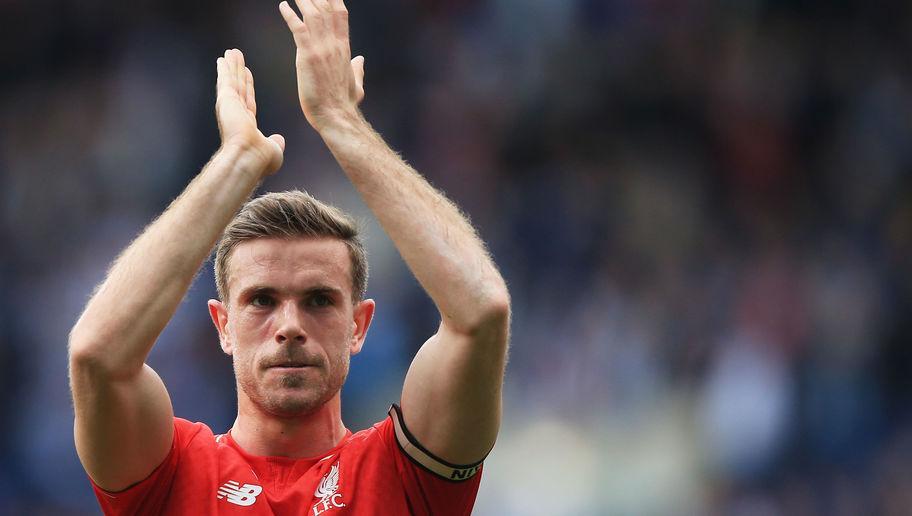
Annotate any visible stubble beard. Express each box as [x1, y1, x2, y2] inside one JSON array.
[[236, 346, 351, 418]]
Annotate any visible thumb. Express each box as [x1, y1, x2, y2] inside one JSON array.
[[351, 55, 365, 103], [263, 134, 285, 175], [268, 133, 286, 153]]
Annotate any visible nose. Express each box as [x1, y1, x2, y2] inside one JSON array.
[[274, 300, 306, 344]]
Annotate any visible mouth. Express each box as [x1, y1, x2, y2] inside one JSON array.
[[266, 362, 316, 371]]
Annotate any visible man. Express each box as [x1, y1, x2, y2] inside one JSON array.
[[67, 0, 511, 514]]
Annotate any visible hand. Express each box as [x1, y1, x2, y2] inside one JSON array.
[[215, 49, 285, 175], [279, 0, 366, 129]]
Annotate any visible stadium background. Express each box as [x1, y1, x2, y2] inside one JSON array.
[[2, 0, 912, 514]]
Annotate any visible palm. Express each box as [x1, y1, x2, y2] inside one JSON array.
[[215, 49, 284, 173], [217, 92, 258, 143], [279, 0, 365, 129]]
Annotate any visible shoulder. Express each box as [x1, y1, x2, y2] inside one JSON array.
[[170, 418, 235, 467], [90, 417, 220, 513], [387, 404, 485, 482], [338, 406, 485, 516], [340, 405, 484, 483], [173, 417, 216, 447]]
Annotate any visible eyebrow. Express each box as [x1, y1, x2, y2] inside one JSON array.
[[236, 285, 345, 301]]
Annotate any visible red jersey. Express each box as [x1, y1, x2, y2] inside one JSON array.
[[91, 405, 483, 515]]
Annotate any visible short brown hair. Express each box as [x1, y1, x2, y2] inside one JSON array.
[[214, 190, 368, 303]]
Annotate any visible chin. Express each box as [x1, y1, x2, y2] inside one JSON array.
[[263, 385, 334, 418], [238, 368, 345, 418], [267, 400, 319, 418]]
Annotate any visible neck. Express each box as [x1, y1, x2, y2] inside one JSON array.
[[231, 392, 347, 458]]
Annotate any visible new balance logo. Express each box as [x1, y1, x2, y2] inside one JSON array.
[[217, 480, 263, 507]]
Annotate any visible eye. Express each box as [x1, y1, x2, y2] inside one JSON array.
[[309, 294, 334, 308], [250, 294, 274, 307]]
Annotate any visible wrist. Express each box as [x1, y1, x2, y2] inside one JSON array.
[[312, 107, 367, 136], [314, 110, 378, 159], [216, 139, 274, 178]]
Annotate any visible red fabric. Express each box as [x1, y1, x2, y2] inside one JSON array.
[[90, 415, 481, 515]]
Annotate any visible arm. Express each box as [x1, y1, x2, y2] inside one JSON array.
[[68, 49, 284, 491], [280, 0, 510, 464]]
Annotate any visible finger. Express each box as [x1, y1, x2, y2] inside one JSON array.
[[269, 134, 286, 173], [279, 1, 306, 36], [221, 50, 239, 98], [268, 133, 286, 153], [312, 0, 334, 35], [216, 57, 226, 96], [215, 57, 228, 111], [233, 50, 248, 110], [352, 55, 365, 103], [245, 68, 257, 116], [328, 0, 347, 13], [329, 0, 349, 40], [228, 49, 240, 87], [352, 55, 364, 77], [296, 0, 323, 37]]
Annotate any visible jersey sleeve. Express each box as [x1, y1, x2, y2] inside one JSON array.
[[89, 417, 201, 516], [381, 404, 486, 516]]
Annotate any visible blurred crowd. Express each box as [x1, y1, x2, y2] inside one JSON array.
[[2, 0, 912, 514]]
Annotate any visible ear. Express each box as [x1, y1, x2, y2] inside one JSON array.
[[208, 299, 234, 355], [349, 298, 375, 356]]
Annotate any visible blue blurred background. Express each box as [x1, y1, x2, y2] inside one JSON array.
[[2, 0, 912, 514]]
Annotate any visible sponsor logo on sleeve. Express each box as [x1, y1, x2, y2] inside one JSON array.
[[450, 463, 482, 480]]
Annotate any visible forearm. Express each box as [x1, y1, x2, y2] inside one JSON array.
[[69, 144, 264, 376], [318, 111, 509, 333]]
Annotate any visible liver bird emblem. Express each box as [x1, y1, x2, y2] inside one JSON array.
[[314, 462, 341, 501]]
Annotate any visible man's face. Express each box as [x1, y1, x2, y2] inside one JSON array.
[[208, 237, 374, 418]]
